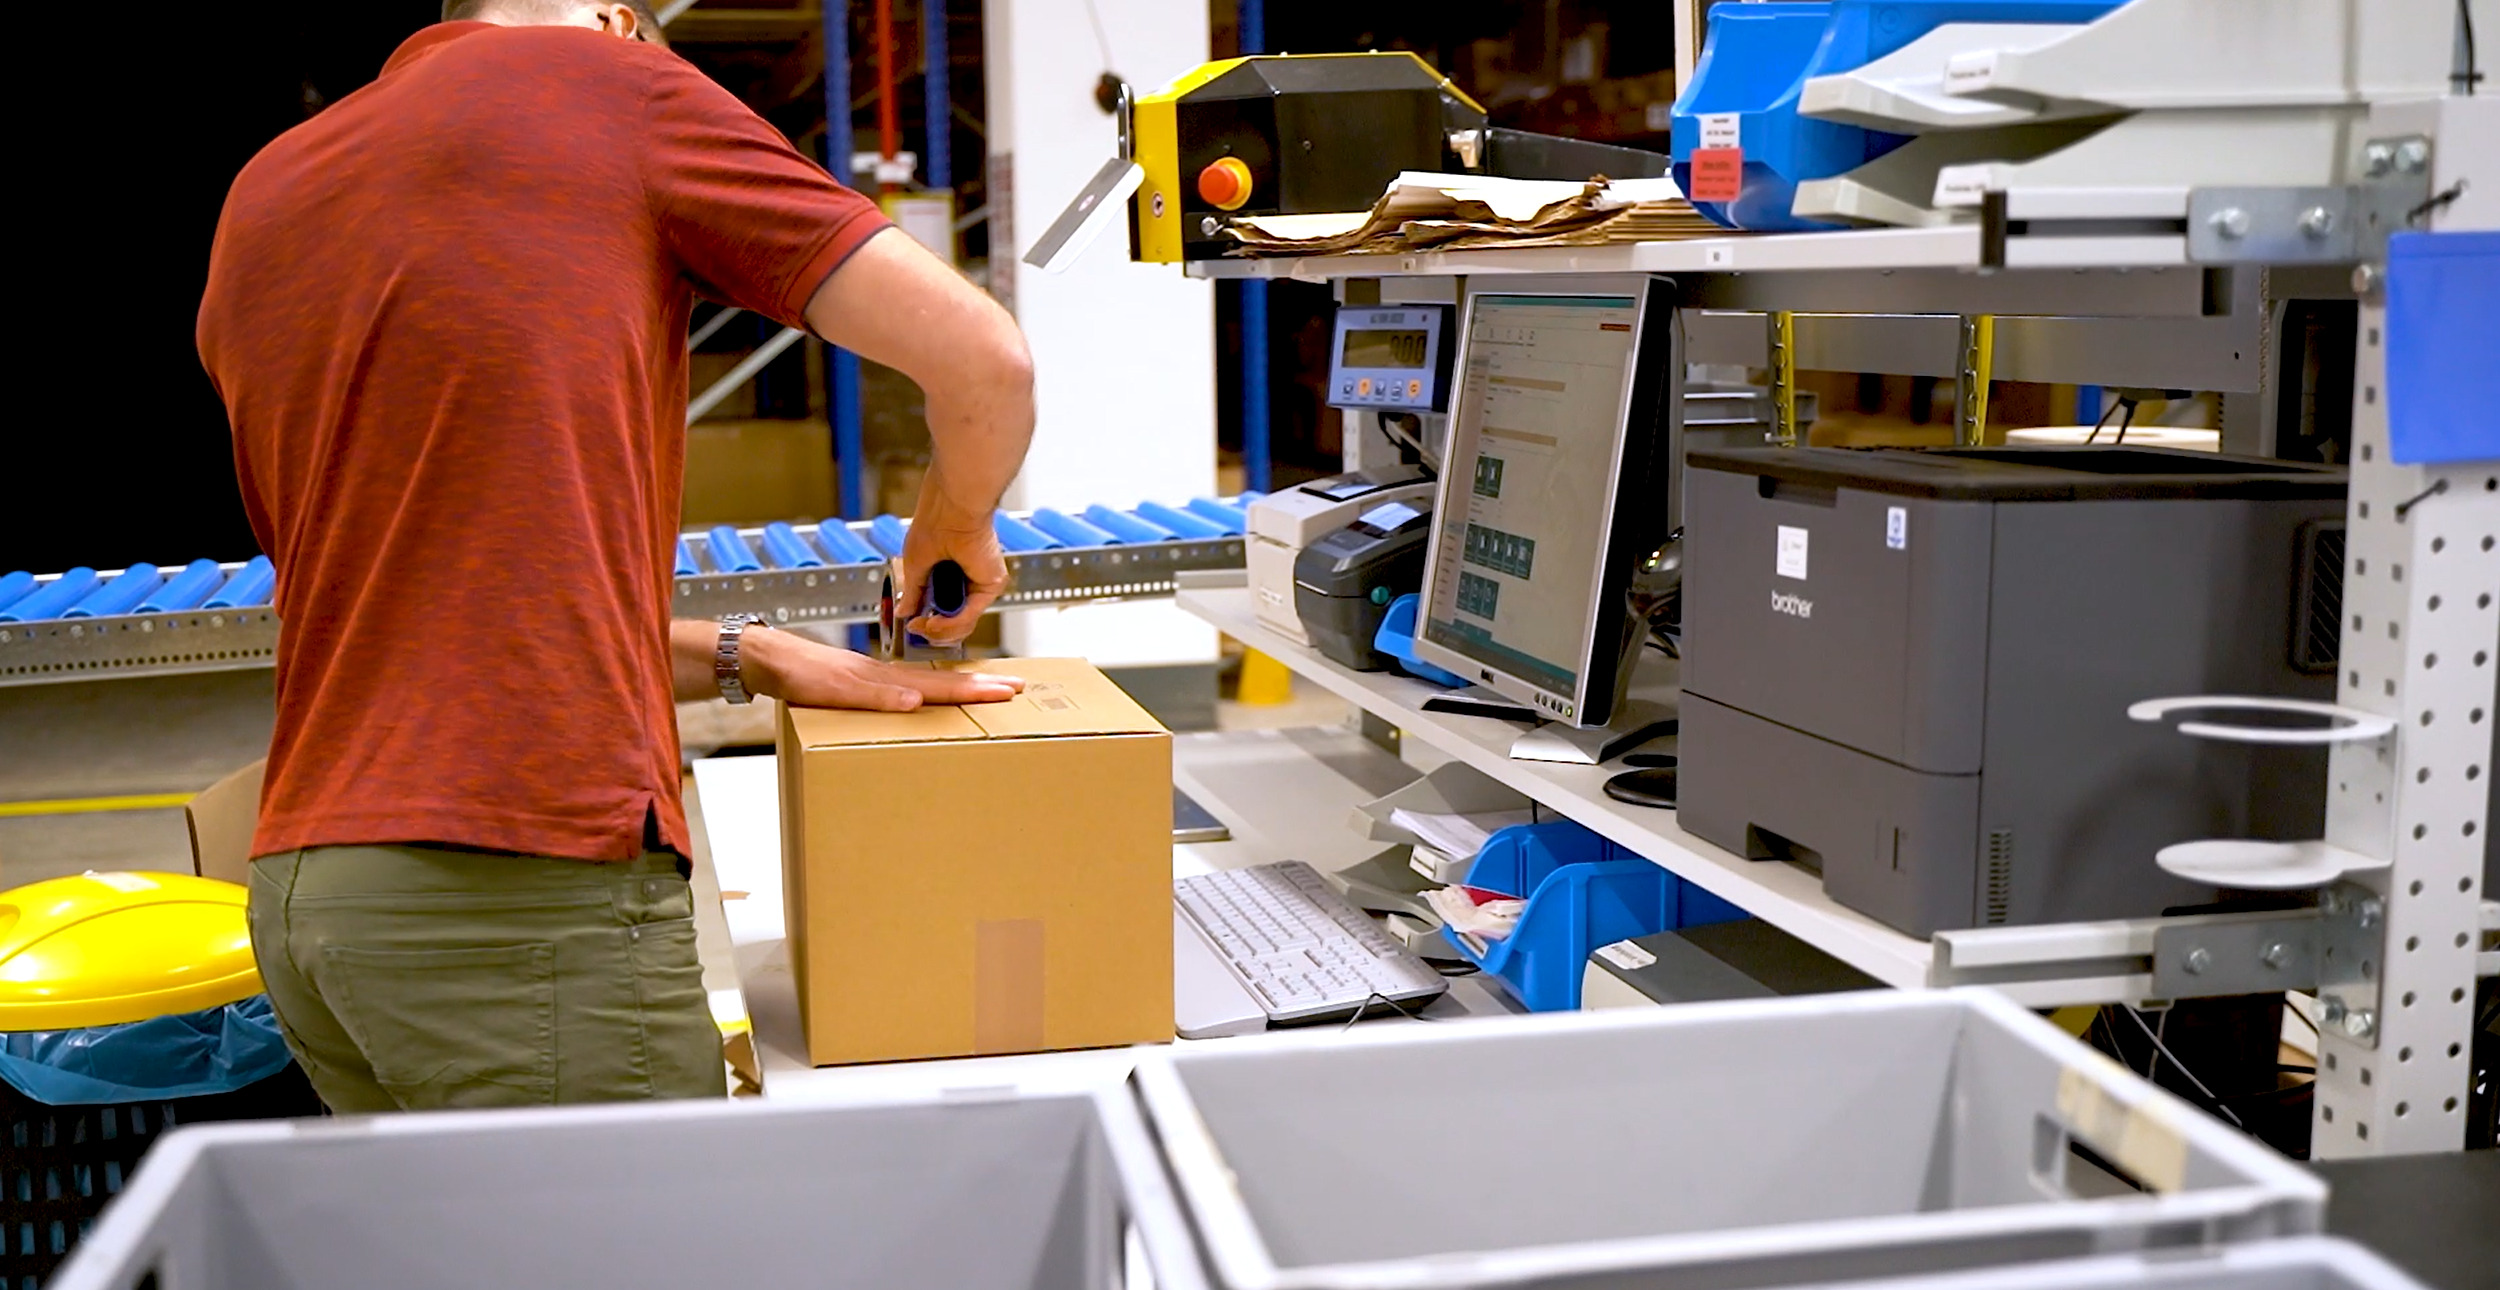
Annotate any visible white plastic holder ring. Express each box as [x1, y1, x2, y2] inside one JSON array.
[[2153, 838, 2392, 890], [2125, 695, 2398, 745]]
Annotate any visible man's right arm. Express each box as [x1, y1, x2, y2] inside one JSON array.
[[801, 233, 1035, 642]]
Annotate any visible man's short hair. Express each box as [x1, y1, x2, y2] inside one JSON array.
[[443, 0, 666, 44]]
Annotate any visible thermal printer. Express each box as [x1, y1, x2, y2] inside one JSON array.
[[1679, 446, 2347, 937], [1246, 465, 1434, 644], [1293, 500, 1434, 671]]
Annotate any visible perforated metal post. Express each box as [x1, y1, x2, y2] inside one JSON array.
[[2310, 245, 2499, 1156], [1955, 313, 1994, 446], [1768, 310, 1799, 447]]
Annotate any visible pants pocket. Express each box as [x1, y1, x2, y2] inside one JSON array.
[[320, 941, 558, 1109]]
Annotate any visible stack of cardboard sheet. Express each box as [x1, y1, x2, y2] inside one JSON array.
[[1223, 173, 1724, 256]]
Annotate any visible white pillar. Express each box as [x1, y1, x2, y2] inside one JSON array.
[[985, 0, 1219, 668]]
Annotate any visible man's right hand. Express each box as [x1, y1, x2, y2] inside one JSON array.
[[898, 473, 1009, 645], [803, 231, 1035, 647]]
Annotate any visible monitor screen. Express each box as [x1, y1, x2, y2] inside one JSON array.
[[1420, 293, 1642, 706]]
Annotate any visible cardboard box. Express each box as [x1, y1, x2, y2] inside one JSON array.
[[186, 758, 266, 886], [776, 658, 1175, 1065]]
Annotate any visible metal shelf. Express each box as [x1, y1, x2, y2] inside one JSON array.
[[1178, 583, 2490, 1007], [1182, 223, 2197, 283], [1177, 585, 1925, 991]]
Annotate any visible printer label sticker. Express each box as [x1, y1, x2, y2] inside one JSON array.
[[1699, 114, 1740, 149], [1886, 506, 1907, 551], [1776, 525, 1810, 580]]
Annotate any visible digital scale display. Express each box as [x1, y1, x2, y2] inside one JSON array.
[[1327, 305, 1453, 413]]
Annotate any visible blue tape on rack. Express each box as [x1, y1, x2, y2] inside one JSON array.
[[0, 571, 33, 616], [706, 526, 762, 573], [0, 568, 100, 622], [1086, 506, 1174, 544], [674, 538, 699, 578], [814, 521, 884, 565], [139, 559, 227, 613], [2386, 231, 2500, 464], [63, 564, 165, 618], [760, 522, 825, 569], [203, 557, 275, 610], [1182, 497, 1249, 534], [866, 515, 910, 558], [1029, 509, 1118, 547], [993, 512, 1059, 553]]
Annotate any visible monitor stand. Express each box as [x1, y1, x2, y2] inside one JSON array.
[[1419, 686, 1541, 724], [1509, 700, 1678, 766]]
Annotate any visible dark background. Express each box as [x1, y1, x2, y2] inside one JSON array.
[[6, 0, 1680, 577]]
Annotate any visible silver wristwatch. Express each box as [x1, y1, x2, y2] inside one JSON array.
[[715, 614, 771, 705]]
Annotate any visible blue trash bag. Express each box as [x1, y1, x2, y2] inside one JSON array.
[[0, 995, 294, 1106]]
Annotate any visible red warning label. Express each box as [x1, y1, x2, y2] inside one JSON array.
[[1688, 147, 1743, 203]]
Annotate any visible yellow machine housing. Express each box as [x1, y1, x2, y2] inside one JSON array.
[[1131, 53, 1485, 263]]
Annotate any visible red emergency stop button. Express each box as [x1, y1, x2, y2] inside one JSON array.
[[1197, 157, 1254, 211]]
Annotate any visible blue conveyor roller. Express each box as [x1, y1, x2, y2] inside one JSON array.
[[1134, 502, 1226, 540], [63, 564, 165, 618], [0, 571, 34, 616], [0, 569, 101, 622], [760, 523, 824, 569], [1084, 507, 1174, 544], [706, 526, 762, 574], [203, 557, 275, 610], [1028, 509, 1118, 547], [865, 515, 910, 558], [993, 512, 1060, 553], [138, 559, 227, 613], [1183, 497, 1249, 533], [813, 521, 884, 565]]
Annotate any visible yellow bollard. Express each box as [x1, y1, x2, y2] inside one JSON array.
[[1237, 648, 1294, 707]]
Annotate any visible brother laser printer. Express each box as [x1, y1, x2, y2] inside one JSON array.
[[1679, 446, 2347, 936]]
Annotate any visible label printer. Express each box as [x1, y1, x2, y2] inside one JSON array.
[[1246, 466, 1434, 645], [1678, 446, 2348, 937]]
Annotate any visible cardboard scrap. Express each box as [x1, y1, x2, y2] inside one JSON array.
[[1223, 171, 1724, 257]]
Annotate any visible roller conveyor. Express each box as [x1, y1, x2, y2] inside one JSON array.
[[0, 497, 1258, 686]]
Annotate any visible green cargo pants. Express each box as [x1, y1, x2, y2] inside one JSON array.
[[247, 845, 727, 1113]]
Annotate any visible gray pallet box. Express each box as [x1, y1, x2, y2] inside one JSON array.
[[1777, 1238, 2424, 1290], [1679, 446, 2347, 936], [53, 1084, 1207, 1290], [1135, 990, 2324, 1290]]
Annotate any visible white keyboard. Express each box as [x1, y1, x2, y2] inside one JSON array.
[[1174, 861, 1448, 1026]]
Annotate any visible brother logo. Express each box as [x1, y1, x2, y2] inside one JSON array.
[[1771, 589, 1813, 619]]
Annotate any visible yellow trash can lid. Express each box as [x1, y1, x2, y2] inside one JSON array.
[[0, 872, 262, 1031]]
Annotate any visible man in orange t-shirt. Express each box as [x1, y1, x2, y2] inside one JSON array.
[[197, 0, 1033, 1110]]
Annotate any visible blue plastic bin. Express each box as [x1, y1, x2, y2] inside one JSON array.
[[1445, 821, 1759, 1010], [1447, 822, 1675, 1012], [1372, 593, 1467, 687], [1670, 0, 2118, 231]]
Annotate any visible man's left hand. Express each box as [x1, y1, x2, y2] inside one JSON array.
[[742, 625, 1023, 711]]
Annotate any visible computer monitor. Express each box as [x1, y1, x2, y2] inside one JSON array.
[[1410, 275, 1681, 729]]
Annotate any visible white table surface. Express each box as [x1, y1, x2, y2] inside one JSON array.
[[686, 725, 1635, 1100]]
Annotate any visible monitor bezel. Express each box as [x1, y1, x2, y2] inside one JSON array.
[[1409, 274, 1681, 728]]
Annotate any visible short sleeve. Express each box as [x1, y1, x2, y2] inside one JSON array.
[[642, 58, 889, 328]]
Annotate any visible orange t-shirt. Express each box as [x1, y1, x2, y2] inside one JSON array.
[[198, 22, 888, 860]]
